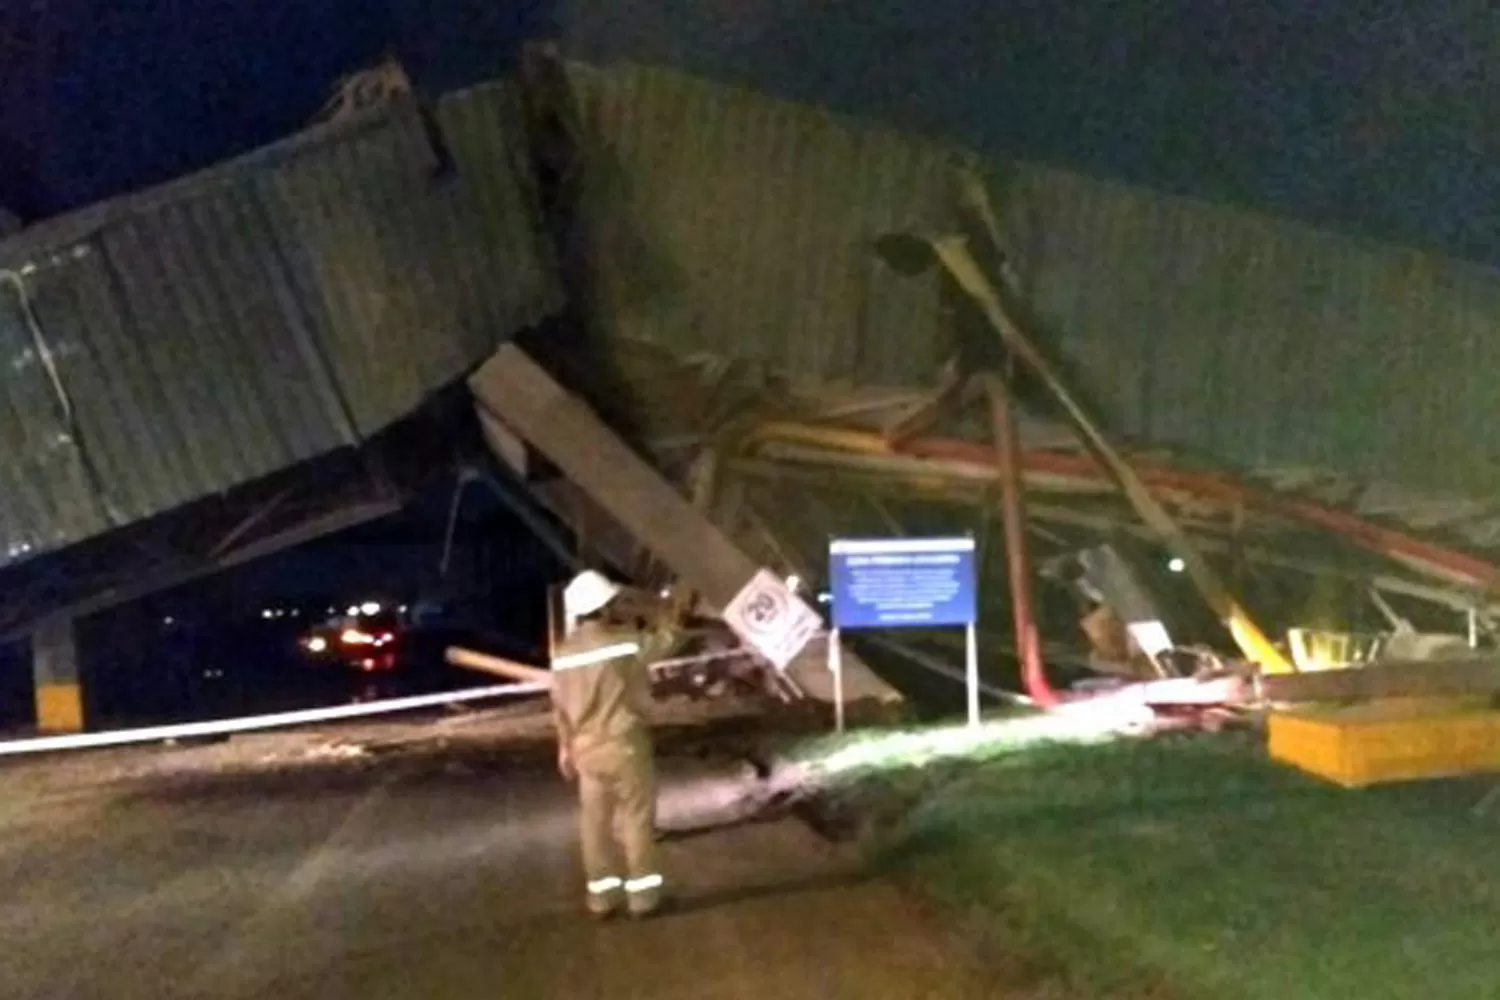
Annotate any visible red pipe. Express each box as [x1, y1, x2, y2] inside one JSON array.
[[897, 437, 1500, 590], [986, 376, 1059, 707]]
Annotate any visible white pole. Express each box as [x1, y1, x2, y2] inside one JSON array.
[[1470, 608, 1480, 649], [965, 621, 980, 729], [830, 628, 845, 733]]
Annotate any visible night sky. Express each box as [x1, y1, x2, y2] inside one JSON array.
[[3, 2, 1497, 259], [562, 0, 1500, 263], [0, 0, 553, 219]]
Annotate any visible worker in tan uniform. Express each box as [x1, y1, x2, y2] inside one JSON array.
[[552, 570, 677, 920]]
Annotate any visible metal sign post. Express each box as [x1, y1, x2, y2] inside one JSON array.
[[965, 621, 979, 728], [829, 627, 845, 733], [829, 536, 981, 730]]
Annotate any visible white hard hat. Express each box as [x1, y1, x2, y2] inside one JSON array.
[[563, 570, 622, 622]]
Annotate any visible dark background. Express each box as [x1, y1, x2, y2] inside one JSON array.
[[0, 0, 553, 220], [4, 0, 1498, 261], [0, 474, 567, 731]]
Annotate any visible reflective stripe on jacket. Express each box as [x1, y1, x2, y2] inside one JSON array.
[[551, 620, 673, 753]]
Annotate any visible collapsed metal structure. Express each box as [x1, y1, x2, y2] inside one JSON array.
[[0, 79, 560, 633], [473, 55, 1500, 712], [8, 51, 1500, 729]]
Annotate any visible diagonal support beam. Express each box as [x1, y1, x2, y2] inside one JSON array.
[[469, 344, 901, 708], [944, 174, 1292, 672], [927, 234, 1295, 674]]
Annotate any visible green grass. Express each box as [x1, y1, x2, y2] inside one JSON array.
[[807, 727, 1500, 999]]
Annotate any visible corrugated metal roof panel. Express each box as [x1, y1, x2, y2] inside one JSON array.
[[1000, 165, 1500, 495], [436, 82, 562, 336], [265, 93, 561, 436], [264, 109, 463, 434], [0, 81, 560, 570], [563, 62, 960, 385], [98, 190, 350, 515], [567, 61, 1500, 499], [0, 276, 106, 560]]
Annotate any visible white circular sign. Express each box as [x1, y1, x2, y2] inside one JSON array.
[[741, 585, 788, 636]]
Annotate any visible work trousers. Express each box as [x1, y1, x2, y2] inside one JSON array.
[[574, 732, 662, 914]]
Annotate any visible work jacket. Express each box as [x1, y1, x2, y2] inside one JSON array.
[[551, 619, 674, 754]]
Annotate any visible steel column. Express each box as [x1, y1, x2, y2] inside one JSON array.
[[33, 617, 83, 734]]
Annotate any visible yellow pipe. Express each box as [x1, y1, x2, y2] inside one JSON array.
[[748, 421, 893, 455], [445, 647, 553, 686]]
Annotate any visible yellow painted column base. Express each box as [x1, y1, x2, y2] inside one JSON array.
[[36, 683, 84, 734]]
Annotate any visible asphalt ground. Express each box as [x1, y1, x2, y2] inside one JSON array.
[[0, 701, 998, 999]]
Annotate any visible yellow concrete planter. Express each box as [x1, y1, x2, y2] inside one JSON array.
[[1269, 697, 1500, 788]]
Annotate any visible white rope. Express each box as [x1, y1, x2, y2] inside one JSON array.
[[0, 681, 548, 758], [0, 638, 817, 759]]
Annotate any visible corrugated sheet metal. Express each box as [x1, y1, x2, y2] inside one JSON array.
[[0, 82, 560, 570], [562, 61, 961, 385], [436, 82, 562, 347], [996, 166, 1500, 496], [267, 86, 561, 433], [566, 61, 1500, 498], [80, 193, 350, 522], [0, 274, 106, 560]]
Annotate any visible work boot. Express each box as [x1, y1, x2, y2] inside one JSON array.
[[624, 873, 665, 919], [585, 877, 625, 921], [626, 890, 668, 920], [586, 892, 623, 921]]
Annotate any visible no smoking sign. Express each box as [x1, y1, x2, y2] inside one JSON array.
[[723, 569, 823, 671]]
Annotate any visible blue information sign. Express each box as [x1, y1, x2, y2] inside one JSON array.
[[828, 537, 977, 630]]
